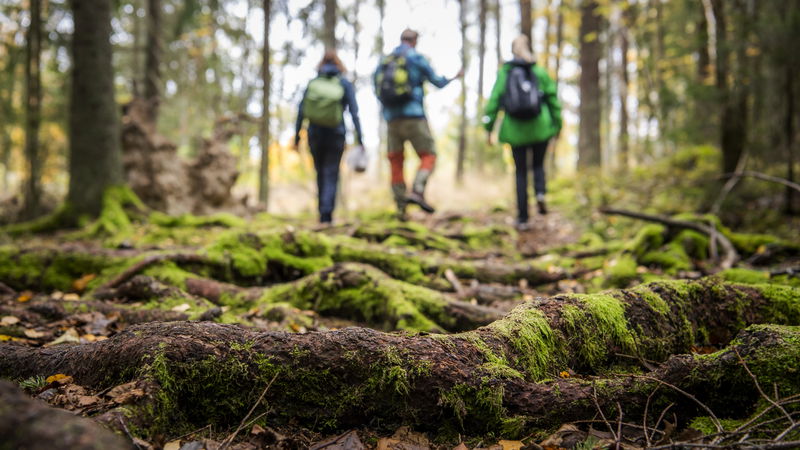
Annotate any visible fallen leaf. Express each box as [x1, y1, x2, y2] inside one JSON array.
[[46, 373, 71, 384], [72, 274, 97, 293], [82, 333, 97, 342], [1, 315, 20, 326], [171, 303, 191, 313], [0, 334, 19, 341], [77, 395, 100, 407], [499, 440, 524, 450], [24, 329, 45, 338], [310, 431, 365, 450], [62, 293, 81, 301], [51, 291, 64, 300], [559, 370, 570, 378], [17, 291, 33, 302], [112, 389, 145, 404], [45, 328, 81, 347], [251, 424, 265, 435], [453, 444, 469, 450], [163, 440, 181, 450]]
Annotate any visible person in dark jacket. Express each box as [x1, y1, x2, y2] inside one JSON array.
[[373, 29, 463, 219], [295, 49, 364, 224], [483, 35, 562, 231]]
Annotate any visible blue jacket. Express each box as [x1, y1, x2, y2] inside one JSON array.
[[295, 63, 364, 145], [373, 43, 452, 122]]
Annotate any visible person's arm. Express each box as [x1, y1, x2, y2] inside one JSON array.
[[482, 66, 507, 133], [294, 87, 308, 147], [417, 54, 451, 88], [538, 68, 562, 132], [342, 79, 364, 145]]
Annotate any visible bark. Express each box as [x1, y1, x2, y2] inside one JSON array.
[[578, 0, 602, 169], [495, 0, 502, 70], [455, 0, 468, 183], [22, 0, 43, 220], [519, 0, 532, 47], [786, 63, 796, 215], [477, 0, 487, 110], [0, 284, 797, 436], [67, 0, 124, 218], [0, 380, 131, 450], [323, 0, 337, 50], [617, 20, 630, 170], [144, 0, 162, 125], [258, 0, 271, 206]]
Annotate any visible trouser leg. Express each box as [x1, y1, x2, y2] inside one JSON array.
[[311, 132, 344, 223], [531, 140, 548, 196], [511, 145, 530, 222], [412, 152, 436, 195]]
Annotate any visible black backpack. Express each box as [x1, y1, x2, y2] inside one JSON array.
[[502, 63, 542, 119], [376, 50, 413, 106]]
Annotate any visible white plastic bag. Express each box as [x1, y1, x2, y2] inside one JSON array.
[[346, 145, 368, 173]]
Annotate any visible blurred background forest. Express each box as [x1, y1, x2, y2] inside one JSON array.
[[0, 0, 798, 233]]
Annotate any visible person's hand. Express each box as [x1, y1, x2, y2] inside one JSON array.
[[454, 67, 465, 79], [290, 137, 300, 152]]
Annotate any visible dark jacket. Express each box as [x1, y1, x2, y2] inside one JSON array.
[[372, 43, 452, 122], [295, 63, 364, 146]]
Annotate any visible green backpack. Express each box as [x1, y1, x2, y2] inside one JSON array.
[[303, 76, 345, 127]]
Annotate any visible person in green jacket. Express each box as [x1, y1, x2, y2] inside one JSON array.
[[483, 34, 562, 230]]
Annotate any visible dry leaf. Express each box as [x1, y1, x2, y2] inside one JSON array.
[[559, 370, 570, 378], [62, 293, 81, 301], [171, 303, 191, 313], [45, 328, 80, 347], [163, 440, 181, 450], [17, 291, 33, 302], [1, 315, 20, 326], [72, 273, 97, 293], [499, 440, 524, 450], [452, 444, 469, 450], [0, 334, 19, 341], [24, 329, 45, 338], [78, 395, 100, 407], [82, 334, 97, 342]]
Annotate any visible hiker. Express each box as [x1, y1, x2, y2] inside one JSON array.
[[373, 28, 463, 219], [482, 34, 562, 231], [294, 49, 364, 225]]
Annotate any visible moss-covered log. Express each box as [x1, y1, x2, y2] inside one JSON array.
[[1, 279, 797, 438], [181, 263, 505, 332], [0, 380, 131, 450]]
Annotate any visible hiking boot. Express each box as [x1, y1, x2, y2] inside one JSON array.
[[515, 220, 531, 232], [405, 191, 436, 214], [536, 194, 548, 215]]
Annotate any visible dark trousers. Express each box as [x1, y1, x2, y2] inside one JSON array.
[[511, 140, 548, 222], [308, 128, 345, 223]]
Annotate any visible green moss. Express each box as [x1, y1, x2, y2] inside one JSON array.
[[627, 224, 666, 258], [640, 239, 693, 274], [487, 305, 563, 380], [149, 211, 245, 228], [331, 237, 429, 285], [628, 285, 670, 315], [750, 284, 800, 325], [675, 229, 710, 260], [461, 334, 524, 380], [0, 247, 113, 292], [561, 293, 636, 370], [604, 253, 639, 288], [718, 268, 771, 285], [82, 185, 147, 240]]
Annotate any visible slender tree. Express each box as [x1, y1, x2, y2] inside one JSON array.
[[323, 0, 337, 50], [456, 0, 468, 182], [477, 0, 487, 109], [495, 0, 502, 70], [578, 0, 602, 169], [144, 0, 162, 125], [259, 0, 272, 206], [22, 0, 43, 219], [520, 0, 532, 46], [618, 8, 630, 170], [66, 0, 123, 217]]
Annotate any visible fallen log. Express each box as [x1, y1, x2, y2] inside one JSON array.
[[0, 380, 131, 449], [1, 279, 796, 438]]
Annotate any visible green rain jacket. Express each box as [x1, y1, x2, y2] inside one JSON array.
[[482, 60, 562, 146]]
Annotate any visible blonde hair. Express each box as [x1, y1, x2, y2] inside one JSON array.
[[511, 35, 535, 63], [318, 49, 347, 74]]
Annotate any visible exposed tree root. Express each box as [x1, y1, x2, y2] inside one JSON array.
[[1, 280, 797, 438], [0, 380, 130, 449]]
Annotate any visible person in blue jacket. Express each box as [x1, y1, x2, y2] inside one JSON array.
[[374, 29, 462, 218], [294, 49, 364, 224]]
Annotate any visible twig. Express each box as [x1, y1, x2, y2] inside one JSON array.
[[652, 402, 674, 443], [632, 374, 723, 434], [775, 422, 800, 442], [571, 419, 665, 437], [735, 349, 795, 428], [711, 153, 748, 216], [649, 441, 800, 449], [615, 402, 624, 450], [220, 373, 279, 450], [643, 385, 661, 447], [720, 170, 800, 194], [599, 207, 739, 270], [591, 383, 618, 442]]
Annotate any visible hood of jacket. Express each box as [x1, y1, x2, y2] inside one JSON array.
[[508, 57, 536, 67], [318, 62, 341, 77]]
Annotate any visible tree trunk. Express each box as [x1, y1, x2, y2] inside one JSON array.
[[519, 0, 532, 47], [618, 10, 630, 170], [323, 0, 337, 50], [22, 0, 43, 220], [456, 0, 468, 183], [1, 282, 797, 436], [495, 0, 503, 70], [477, 0, 487, 110], [259, 0, 271, 206], [67, 0, 124, 218], [131, 0, 142, 97], [144, 0, 162, 125], [578, 0, 602, 169], [786, 64, 796, 215]]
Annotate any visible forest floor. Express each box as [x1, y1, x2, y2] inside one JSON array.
[[1, 168, 800, 449]]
